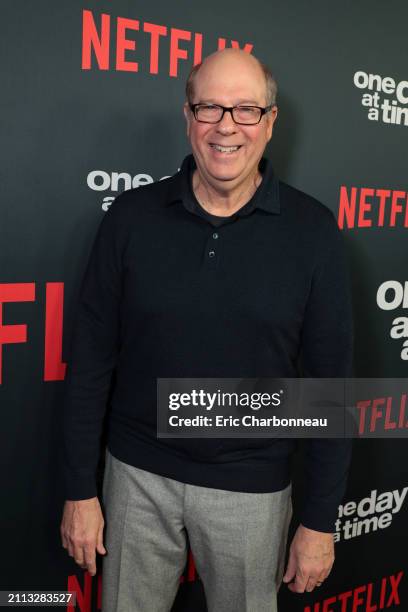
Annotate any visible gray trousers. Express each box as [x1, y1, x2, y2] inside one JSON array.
[[101, 448, 292, 612]]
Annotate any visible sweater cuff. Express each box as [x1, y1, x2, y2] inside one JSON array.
[[299, 499, 339, 533], [64, 467, 98, 501]]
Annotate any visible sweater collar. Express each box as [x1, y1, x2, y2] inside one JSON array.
[[166, 154, 281, 215]]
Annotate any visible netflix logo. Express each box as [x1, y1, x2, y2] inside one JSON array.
[[356, 394, 408, 434], [0, 283, 66, 385], [338, 186, 408, 229], [82, 10, 253, 77], [305, 570, 403, 611]]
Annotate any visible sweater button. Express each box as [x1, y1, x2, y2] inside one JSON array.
[[208, 250, 216, 258], [212, 232, 219, 239]]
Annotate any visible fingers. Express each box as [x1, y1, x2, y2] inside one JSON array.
[[96, 523, 107, 556], [73, 543, 85, 568], [323, 560, 334, 581], [283, 533, 334, 593], [60, 498, 105, 575], [305, 573, 322, 592], [291, 569, 308, 593], [305, 567, 327, 591], [287, 572, 317, 593], [68, 541, 97, 575], [69, 538, 99, 574], [288, 565, 333, 593], [83, 544, 97, 576], [316, 568, 327, 585], [282, 550, 297, 584]]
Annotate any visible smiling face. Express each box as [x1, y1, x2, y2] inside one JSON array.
[[184, 50, 278, 192]]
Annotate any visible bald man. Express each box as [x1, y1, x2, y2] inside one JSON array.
[[61, 49, 353, 612]]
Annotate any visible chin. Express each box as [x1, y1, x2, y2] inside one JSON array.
[[209, 170, 240, 182], [216, 175, 240, 183], [207, 162, 244, 181]]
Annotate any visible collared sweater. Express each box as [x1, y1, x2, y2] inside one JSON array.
[[62, 154, 353, 533]]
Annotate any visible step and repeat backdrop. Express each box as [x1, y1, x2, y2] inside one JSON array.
[[1, 1, 407, 610]]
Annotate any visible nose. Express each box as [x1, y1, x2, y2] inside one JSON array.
[[216, 109, 237, 134]]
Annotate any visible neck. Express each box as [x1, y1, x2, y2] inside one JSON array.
[[192, 168, 262, 217]]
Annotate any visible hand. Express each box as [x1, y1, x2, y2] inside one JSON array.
[[282, 524, 334, 593], [60, 497, 106, 576]]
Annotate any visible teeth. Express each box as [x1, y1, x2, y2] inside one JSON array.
[[211, 144, 240, 153]]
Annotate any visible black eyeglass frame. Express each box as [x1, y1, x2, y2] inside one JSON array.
[[189, 103, 274, 125]]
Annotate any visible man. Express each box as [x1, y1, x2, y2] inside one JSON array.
[[61, 48, 353, 612]]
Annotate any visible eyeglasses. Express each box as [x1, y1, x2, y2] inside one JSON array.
[[189, 103, 274, 125]]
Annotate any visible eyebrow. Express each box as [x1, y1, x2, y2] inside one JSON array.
[[198, 99, 261, 106]]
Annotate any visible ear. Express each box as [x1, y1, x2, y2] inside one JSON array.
[[183, 102, 191, 137], [266, 106, 278, 142]]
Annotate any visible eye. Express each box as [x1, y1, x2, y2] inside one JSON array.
[[198, 104, 220, 111], [236, 106, 258, 115], [194, 104, 223, 121]]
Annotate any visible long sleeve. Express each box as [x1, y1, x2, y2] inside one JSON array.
[[298, 211, 354, 532], [62, 198, 125, 500]]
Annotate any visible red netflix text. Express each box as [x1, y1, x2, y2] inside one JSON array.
[[304, 570, 403, 611], [82, 10, 253, 77], [0, 283, 66, 385], [338, 186, 408, 229], [356, 394, 408, 434]]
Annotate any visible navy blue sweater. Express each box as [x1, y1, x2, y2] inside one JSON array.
[[62, 155, 353, 533]]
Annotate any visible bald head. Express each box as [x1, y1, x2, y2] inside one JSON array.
[[186, 49, 277, 107]]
